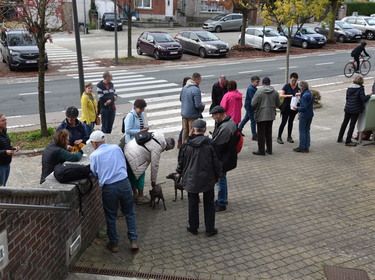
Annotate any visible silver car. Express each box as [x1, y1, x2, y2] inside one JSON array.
[[202, 13, 243, 33], [174, 30, 229, 58], [240, 27, 287, 52], [342, 16, 375, 40]]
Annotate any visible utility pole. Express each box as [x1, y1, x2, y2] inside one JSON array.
[[72, 0, 85, 95]]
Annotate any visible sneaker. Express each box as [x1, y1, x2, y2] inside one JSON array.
[[345, 142, 357, 146], [287, 137, 294, 143], [215, 205, 227, 212], [206, 228, 218, 237], [130, 239, 139, 250], [277, 138, 284, 144], [107, 242, 119, 253], [136, 195, 151, 205], [253, 151, 266, 156], [337, 138, 343, 143], [266, 150, 272, 155], [187, 227, 198, 235], [293, 147, 305, 153]]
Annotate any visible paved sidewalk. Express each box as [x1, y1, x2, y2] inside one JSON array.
[[6, 76, 375, 279]]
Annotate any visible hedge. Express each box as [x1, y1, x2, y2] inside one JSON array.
[[346, 2, 375, 16]]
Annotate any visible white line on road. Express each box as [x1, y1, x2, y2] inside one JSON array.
[[179, 65, 206, 69], [116, 83, 178, 92], [238, 70, 263, 74], [147, 97, 211, 110], [315, 62, 334, 66], [323, 88, 347, 93], [8, 124, 35, 129], [290, 55, 307, 59], [151, 119, 215, 134], [117, 87, 181, 98], [313, 82, 343, 88], [317, 53, 335, 56], [217, 62, 242, 66], [278, 66, 298, 70], [115, 79, 164, 87], [19, 91, 52, 96], [201, 75, 215, 78], [66, 70, 132, 77]]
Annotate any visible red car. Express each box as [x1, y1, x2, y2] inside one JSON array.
[[136, 31, 183, 60]]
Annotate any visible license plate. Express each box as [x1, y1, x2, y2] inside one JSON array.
[[26, 60, 37, 64], [318, 41, 324, 44], [355, 35, 361, 38], [170, 51, 178, 54], [220, 49, 227, 52]]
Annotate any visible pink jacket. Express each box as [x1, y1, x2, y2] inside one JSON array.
[[220, 90, 243, 124]]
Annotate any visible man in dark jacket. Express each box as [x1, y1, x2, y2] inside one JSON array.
[[210, 105, 238, 212], [176, 119, 221, 237], [97, 71, 117, 134], [210, 75, 228, 111], [351, 42, 370, 72]]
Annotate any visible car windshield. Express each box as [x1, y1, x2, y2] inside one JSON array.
[[264, 29, 279, 37], [8, 34, 36, 46], [300, 27, 316, 34], [364, 18, 375, 25], [105, 14, 120, 20], [336, 21, 354, 29], [153, 33, 175, 43], [210, 14, 226, 21], [196, 32, 219, 41]]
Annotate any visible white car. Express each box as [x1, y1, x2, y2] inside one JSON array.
[[239, 27, 287, 52]]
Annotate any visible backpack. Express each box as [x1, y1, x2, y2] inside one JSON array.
[[121, 116, 126, 133], [235, 130, 244, 154], [135, 131, 160, 152]]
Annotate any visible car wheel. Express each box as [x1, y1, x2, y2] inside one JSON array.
[[337, 35, 345, 43], [137, 46, 143, 55], [366, 31, 374, 40], [199, 47, 207, 58], [239, 25, 242, 31], [153, 50, 160, 60], [2, 57, 5, 63], [8, 60, 15, 71], [263, 43, 271, 52], [301, 41, 308, 49], [215, 26, 222, 33]]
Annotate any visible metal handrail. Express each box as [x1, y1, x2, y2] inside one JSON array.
[[0, 203, 71, 211]]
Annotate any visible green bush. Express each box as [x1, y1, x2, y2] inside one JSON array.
[[87, 23, 96, 29], [346, 2, 375, 16], [26, 127, 55, 141]]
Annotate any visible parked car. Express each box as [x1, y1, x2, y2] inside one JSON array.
[[136, 31, 183, 60], [174, 30, 229, 58], [314, 21, 362, 43], [342, 16, 375, 40], [202, 13, 243, 32], [0, 28, 48, 71], [280, 26, 326, 48], [101, 13, 122, 31], [239, 27, 287, 52]]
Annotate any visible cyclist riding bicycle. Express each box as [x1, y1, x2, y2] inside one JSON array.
[[351, 42, 370, 72]]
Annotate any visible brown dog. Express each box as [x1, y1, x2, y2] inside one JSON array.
[[149, 184, 166, 210], [166, 172, 184, 202]]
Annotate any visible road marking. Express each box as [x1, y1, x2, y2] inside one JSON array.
[[201, 75, 215, 78], [313, 82, 343, 87], [317, 53, 335, 56], [116, 79, 166, 87], [117, 87, 181, 98], [58, 66, 106, 72], [306, 78, 324, 82], [6, 115, 25, 119], [217, 62, 242, 66], [147, 97, 211, 110], [290, 55, 307, 59], [179, 65, 205, 69], [8, 124, 35, 129], [151, 119, 215, 134], [278, 66, 298, 70], [67, 70, 132, 77], [364, 76, 374, 80], [238, 70, 263, 74], [131, 94, 182, 103], [147, 108, 181, 117], [323, 88, 347, 93], [254, 58, 277, 62], [116, 83, 178, 92], [81, 75, 145, 82], [19, 91, 52, 96], [315, 62, 334, 66]]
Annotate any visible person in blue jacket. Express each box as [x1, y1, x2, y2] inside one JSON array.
[[293, 81, 314, 153], [57, 106, 88, 151]]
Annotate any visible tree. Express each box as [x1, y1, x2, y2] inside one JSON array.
[[117, 0, 137, 58], [1, 0, 65, 137], [326, 0, 343, 42], [260, 0, 329, 83]]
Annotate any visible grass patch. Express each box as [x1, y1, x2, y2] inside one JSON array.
[[8, 127, 55, 150], [117, 57, 148, 63]]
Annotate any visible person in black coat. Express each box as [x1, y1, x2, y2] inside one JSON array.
[[210, 75, 228, 111], [338, 76, 373, 146], [351, 42, 370, 72], [176, 119, 221, 237]]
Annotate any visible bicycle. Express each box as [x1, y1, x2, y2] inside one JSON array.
[[344, 55, 371, 78]]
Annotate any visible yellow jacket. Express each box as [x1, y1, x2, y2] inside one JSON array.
[[80, 92, 98, 124]]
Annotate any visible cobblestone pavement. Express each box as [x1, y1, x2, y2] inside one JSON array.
[[7, 76, 375, 279]]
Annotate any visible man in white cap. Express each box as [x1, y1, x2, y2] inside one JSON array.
[[88, 130, 139, 252]]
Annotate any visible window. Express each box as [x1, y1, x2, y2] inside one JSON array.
[[233, 15, 242, 20], [246, 29, 255, 35], [346, 18, 356, 24], [146, 34, 154, 42], [180, 32, 190, 38], [189, 33, 199, 41], [137, 0, 151, 9], [254, 30, 262, 36], [201, 0, 226, 12]]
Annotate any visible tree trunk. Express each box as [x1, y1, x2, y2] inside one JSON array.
[[328, 4, 335, 41], [240, 10, 247, 46], [285, 38, 292, 84], [127, 10, 132, 58]]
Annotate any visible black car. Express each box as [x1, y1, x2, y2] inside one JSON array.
[[101, 13, 122, 31], [314, 21, 362, 43], [136, 32, 183, 60], [0, 29, 48, 71]]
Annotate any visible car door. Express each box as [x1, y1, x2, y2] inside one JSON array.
[[232, 15, 243, 31], [189, 32, 201, 54], [0, 31, 10, 63], [253, 29, 263, 49], [144, 34, 155, 55], [176, 32, 188, 51], [221, 15, 233, 31], [244, 28, 254, 46], [355, 18, 367, 34]]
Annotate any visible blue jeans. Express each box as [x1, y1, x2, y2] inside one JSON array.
[[101, 107, 116, 134], [238, 109, 257, 137], [216, 172, 227, 207], [0, 164, 10, 186], [101, 178, 138, 244], [84, 121, 95, 136], [299, 117, 312, 150]]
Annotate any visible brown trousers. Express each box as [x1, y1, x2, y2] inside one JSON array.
[[182, 117, 197, 144]]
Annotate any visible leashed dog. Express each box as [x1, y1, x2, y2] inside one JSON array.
[[166, 172, 184, 202], [149, 184, 166, 210]]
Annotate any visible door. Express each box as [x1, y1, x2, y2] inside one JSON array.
[[222, 15, 233, 30], [253, 29, 263, 49], [165, 0, 173, 17], [245, 29, 254, 46], [189, 32, 200, 54], [145, 34, 155, 55]]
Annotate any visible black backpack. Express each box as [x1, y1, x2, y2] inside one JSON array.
[[135, 132, 160, 152], [121, 116, 126, 133]]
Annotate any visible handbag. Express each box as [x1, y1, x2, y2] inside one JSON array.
[[95, 115, 101, 125]]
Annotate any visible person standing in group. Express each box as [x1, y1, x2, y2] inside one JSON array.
[[210, 75, 228, 111], [210, 106, 238, 212], [238, 76, 260, 140], [81, 82, 98, 136], [177, 77, 191, 149], [277, 72, 300, 144], [292, 81, 314, 153], [338, 76, 372, 146], [220, 80, 243, 125], [176, 119, 221, 236], [40, 129, 83, 184], [57, 106, 88, 151], [180, 73, 205, 144], [124, 99, 149, 204], [251, 77, 280, 156], [97, 71, 117, 134], [0, 114, 19, 186], [88, 130, 139, 252]]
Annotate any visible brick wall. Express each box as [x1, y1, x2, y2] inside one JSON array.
[[0, 184, 104, 280]]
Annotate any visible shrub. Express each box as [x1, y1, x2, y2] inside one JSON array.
[[346, 2, 375, 16]]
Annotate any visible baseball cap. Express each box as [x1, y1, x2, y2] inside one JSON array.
[[87, 130, 105, 144]]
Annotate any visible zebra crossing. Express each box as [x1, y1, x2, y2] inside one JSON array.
[[67, 69, 215, 134], [45, 44, 107, 72]]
